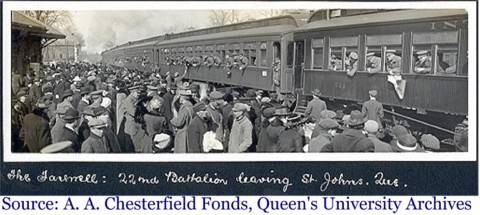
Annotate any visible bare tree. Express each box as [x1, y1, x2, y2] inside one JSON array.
[[22, 10, 72, 29], [208, 10, 250, 26], [22, 10, 85, 47]]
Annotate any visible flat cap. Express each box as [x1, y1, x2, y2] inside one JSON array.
[[318, 118, 340, 129], [391, 125, 409, 137], [88, 118, 107, 128], [232, 103, 249, 112], [420, 134, 440, 150], [262, 107, 276, 118], [209, 91, 225, 100]]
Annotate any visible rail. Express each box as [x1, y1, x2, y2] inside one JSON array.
[[383, 109, 456, 135]]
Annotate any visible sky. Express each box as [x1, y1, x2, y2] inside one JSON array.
[[71, 10, 213, 53], [70, 10, 278, 54]]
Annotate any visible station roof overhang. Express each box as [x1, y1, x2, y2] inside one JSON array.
[[12, 11, 66, 39]]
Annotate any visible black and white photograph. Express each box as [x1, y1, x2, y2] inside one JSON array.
[[3, 2, 476, 162], [1, 2, 479, 213]]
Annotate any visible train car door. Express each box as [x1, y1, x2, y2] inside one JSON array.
[[293, 40, 305, 90]]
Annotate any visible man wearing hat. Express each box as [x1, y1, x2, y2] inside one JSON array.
[[77, 86, 92, 115], [187, 103, 212, 153], [364, 120, 392, 152], [170, 87, 194, 153], [28, 75, 42, 106], [366, 52, 382, 73], [20, 96, 52, 152], [305, 89, 327, 123], [89, 90, 103, 108], [118, 85, 141, 140], [362, 89, 384, 129], [228, 103, 253, 153], [322, 110, 374, 152], [346, 51, 359, 76], [308, 118, 339, 152], [413, 50, 446, 74], [256, 107, 285, 152], [207, 91, 225, 144], [57, 89, 75, 114], [81, 118, 111, 153], [277, 113, 306, 152], [52, 108, 82, 152], [386, 50, 402, 74], [137, 97, 168, 153], [389, 125, 424, 152], [12, 89, 30, 152]]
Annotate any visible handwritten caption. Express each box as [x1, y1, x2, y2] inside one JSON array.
[[6, 169, 407, 193]]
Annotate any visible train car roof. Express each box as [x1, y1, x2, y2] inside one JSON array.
[[297, 9, 467, 32], [115, 40, 158, 51], [155, 24, 296, 46]]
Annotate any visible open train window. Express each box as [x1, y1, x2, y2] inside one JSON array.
[[273, 42, 281, 64], [412, 31, 458, 75], [329, 36, 359, 71], [260, 42, 267, 66], [366, 34, 402, 74], [287, 42, 294, 68], [312, 38, 324, 69]]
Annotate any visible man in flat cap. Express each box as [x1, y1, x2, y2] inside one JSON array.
[[308, 118, 339, 152], [228, 103, 253, 153], [362, 89, 384, 129], [322, 110, 374, 152], [207, 91, 225, 145], [414, 50, 445, 74], [81, 118, 110, 153], [20, 97, 52, 152], [256, 107, 285, 152], [305, 89, 327, 123]]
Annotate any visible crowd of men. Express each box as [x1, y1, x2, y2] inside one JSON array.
[[11, 62, 468, 153]]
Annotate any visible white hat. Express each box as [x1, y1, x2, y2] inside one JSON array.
[[153, 133, 171, 150]]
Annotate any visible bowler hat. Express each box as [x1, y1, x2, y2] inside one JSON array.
[[345, 110, 367, 126], [320, 110, 336, 119], [369, 89, 378, 97]]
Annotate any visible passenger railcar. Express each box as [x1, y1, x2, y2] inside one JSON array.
[[293, 9, 468, 116], [101, 9, 469, 133]]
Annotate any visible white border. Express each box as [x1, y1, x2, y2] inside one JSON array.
[[2, 1, 477, 162]]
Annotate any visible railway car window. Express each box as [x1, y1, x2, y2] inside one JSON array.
[[413, 31, 458, 75], [366, 34, 403, 73], [287, 42, 294, 68], [260, 42, 267, 66], [273, 42, 281, 62], [329, 36, 359, 71], [312, 38, 324, 69]]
